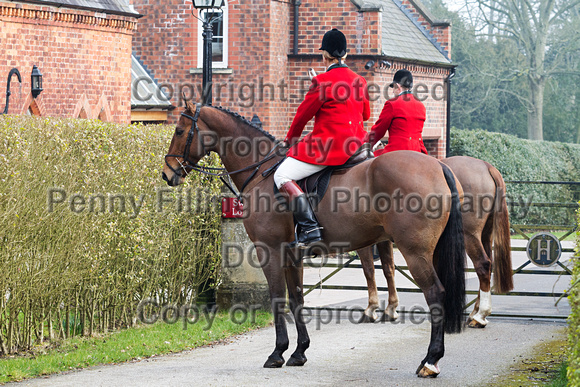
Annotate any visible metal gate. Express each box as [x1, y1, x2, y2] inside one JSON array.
[[303, 180, 579, 320]]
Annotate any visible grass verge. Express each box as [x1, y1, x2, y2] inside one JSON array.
[[485, 328, 568, 386], [0, 310, 272, 383], [547, 361, 568, 387]]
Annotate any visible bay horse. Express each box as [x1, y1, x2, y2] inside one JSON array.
[[359, 156, 513, 328], [162, 103, 466, 377]]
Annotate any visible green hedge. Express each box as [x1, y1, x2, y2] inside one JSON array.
[[569, 207, 580, 384], [0, 116, 222, 354], [450, 128, 580, 225]]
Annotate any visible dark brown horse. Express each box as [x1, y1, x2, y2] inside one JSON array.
[[359, 156, 513, 328], [162, 103, 466, 377]]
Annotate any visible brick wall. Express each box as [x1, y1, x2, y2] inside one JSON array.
[[431, 24, 451, 60], [289, 0, 381, 56], [130, 0, 192, 122], [424, 138, 446, 159], [267, 0, 291, 133], [0, 3, 137, 123]]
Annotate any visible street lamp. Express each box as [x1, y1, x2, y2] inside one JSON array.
[[192, 0, 225, 105], [1, 68, 22, 115]]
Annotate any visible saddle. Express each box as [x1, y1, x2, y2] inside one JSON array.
[[269, 143, 374, 209]]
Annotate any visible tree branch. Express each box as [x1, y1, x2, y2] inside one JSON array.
[[491, 87, 534, 110], [549, 0, 580, 24], [546, 70, 580, 76], [520, 0, 540, 28]]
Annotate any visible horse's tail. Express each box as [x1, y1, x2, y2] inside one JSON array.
[[434, 163, 466, 334], [486, 163, 514, 294]]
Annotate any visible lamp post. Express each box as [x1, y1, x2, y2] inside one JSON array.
[[192, 0, 224, 106], [445, 67, 456, 158], [1, 68, 22, 115]]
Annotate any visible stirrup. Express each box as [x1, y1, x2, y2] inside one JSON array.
[[296, 226, 323, 248], [287, 226, 323, 249]]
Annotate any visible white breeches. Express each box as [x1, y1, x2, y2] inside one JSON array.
[[273, 157, 326, 189]]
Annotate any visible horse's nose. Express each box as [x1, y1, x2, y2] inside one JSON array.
[[162, 172, 169, 183]]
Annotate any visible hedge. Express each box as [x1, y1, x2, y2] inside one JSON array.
[[0, 116, 222, 354], [450, 128, 580, 225], [569, 207, 580, 384]]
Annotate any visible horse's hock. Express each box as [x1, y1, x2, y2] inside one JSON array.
[[217, 193, 270, 310]]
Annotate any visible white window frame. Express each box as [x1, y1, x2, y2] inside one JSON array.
[[197, 3, 228, 69]]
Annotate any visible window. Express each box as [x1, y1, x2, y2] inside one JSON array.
[[198, 3, 228, 69]]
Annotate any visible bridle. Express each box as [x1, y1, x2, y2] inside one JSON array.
[[164, 104, 206, 178], [164, 104, 284, 198]]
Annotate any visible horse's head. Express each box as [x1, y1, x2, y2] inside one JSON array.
[[162, 101, 213, 186]]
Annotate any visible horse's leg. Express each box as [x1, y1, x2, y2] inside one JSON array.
[[376, 241, 399, 321], [261, 247, 290, 368], [401, 251, 446, 378], [357, 246, 379, 322], [467, 221, 494, 328], [468, 295, 481, 323], [284, 251, 310, 366]]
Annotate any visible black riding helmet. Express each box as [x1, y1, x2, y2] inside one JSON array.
[[389, 69, 413, 88], [319, 28, 347, 58]]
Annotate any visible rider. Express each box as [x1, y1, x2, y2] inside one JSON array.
[[274, 28, 371, 247], [364, 69, 428, 156]]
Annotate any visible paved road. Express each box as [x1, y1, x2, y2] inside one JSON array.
[[12, 239, 570, 386], [12, 316, 566, 386]]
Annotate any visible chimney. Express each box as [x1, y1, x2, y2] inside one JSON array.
[[399, 0, 451, 59]]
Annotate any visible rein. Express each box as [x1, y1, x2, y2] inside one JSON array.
[[164, 104, 284, 199]]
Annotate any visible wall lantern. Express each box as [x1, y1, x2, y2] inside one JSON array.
[[192, 0, 224, 9], [31, 65, 43, 98]]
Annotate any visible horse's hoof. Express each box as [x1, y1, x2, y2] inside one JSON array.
[[417, 363, 440, 378], [381, 312, 399, 322], [360, 312, 378, 323], [263, 355, 285, 368], [468, 318, 487, 329], [286, 354, 307, 367]]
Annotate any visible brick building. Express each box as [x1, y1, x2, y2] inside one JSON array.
[[133, 0, 453, 158], [0, 0, 140, 123]]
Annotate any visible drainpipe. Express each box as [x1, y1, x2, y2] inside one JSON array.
[[293, 0, 301, 55], [445, 67, 456, 158]]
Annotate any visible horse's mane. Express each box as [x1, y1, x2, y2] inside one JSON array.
[[185, 103, 277, 142]]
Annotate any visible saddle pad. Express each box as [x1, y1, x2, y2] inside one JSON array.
[[272, 148, 373, 209]]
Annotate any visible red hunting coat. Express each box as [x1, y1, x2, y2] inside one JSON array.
[[364, 92, 428, 156], [285, 65, 371, 165]]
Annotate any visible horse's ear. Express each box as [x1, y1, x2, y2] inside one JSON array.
[[184, 96, 195, 113]]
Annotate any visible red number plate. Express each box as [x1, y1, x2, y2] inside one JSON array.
[[221, 197, 244, 218]]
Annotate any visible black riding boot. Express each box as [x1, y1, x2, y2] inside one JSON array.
[[280, 181, 323, 247]]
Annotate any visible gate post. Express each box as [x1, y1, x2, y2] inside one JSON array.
[[217, 191, 270, 310]]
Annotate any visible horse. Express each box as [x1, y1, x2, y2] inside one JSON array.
[[358, 156, 513, 328], [162, 102, 466, 377]]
